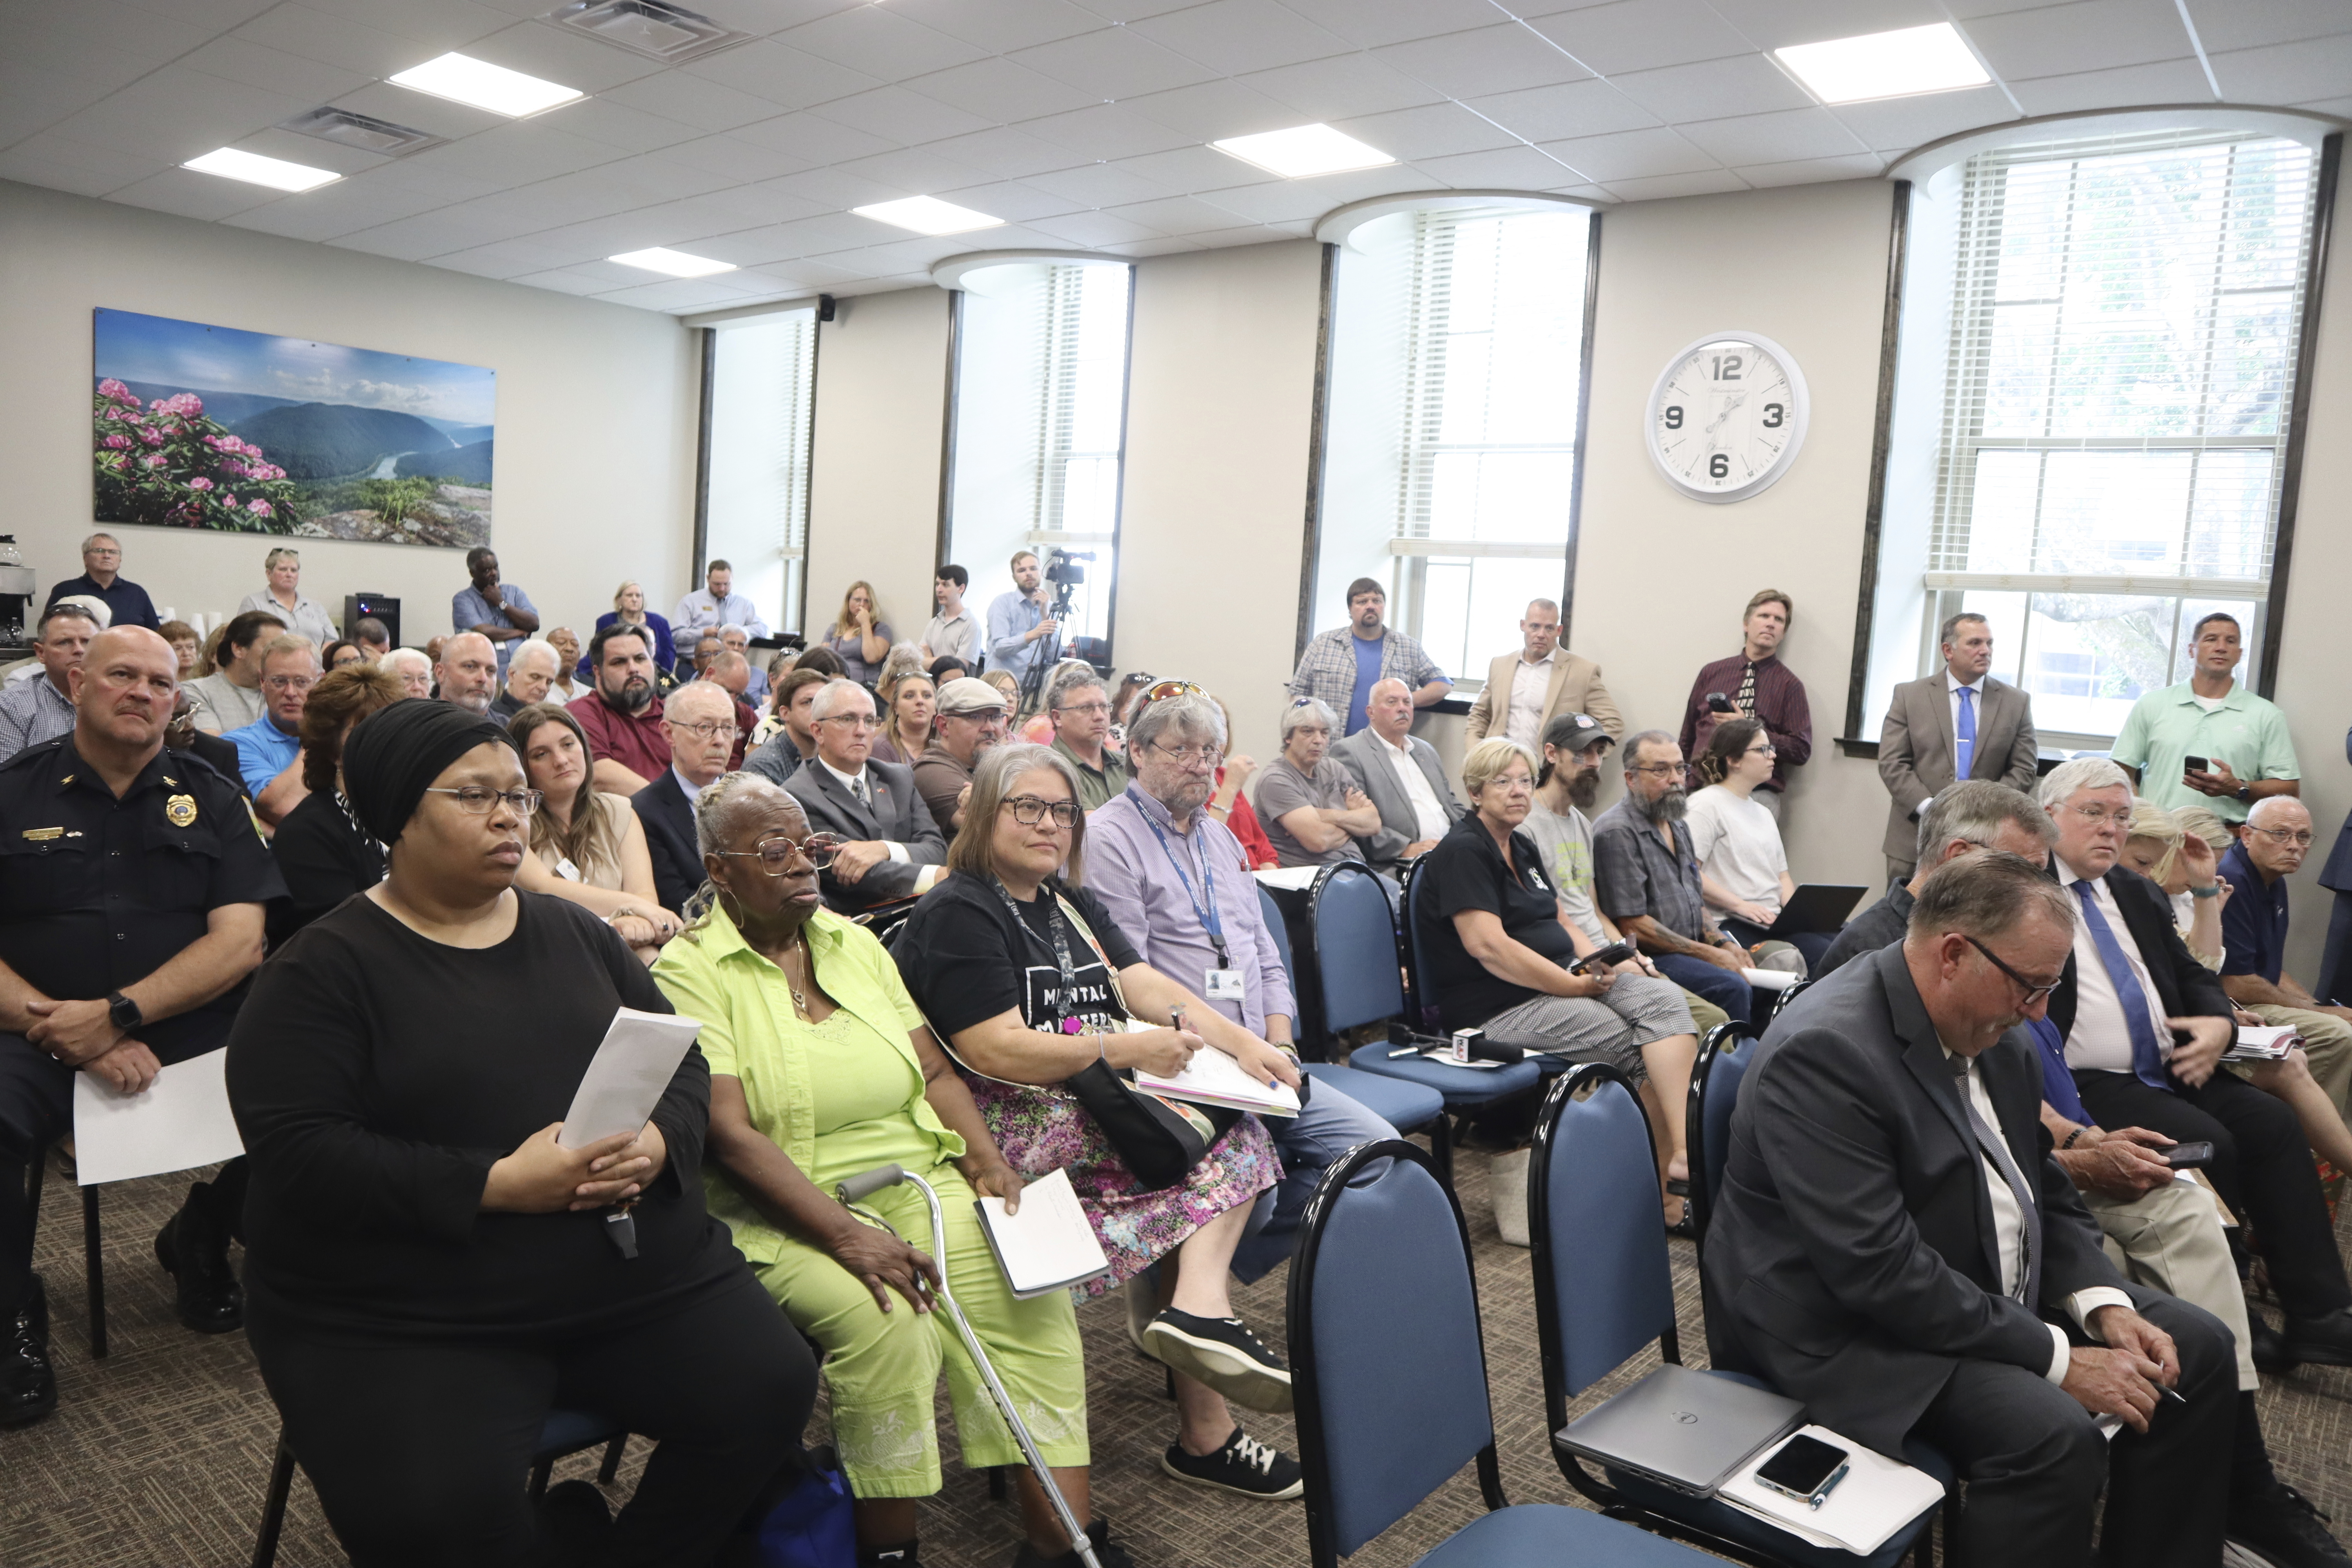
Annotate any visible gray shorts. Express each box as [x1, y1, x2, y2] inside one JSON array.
[[1479, 974, 1695, 1083]]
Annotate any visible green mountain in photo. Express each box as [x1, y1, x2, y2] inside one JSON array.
[[396, 438, 494, 486], [228, 403, 456, 479]]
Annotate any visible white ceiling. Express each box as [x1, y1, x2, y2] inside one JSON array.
[[2, 0, 2345, 315]]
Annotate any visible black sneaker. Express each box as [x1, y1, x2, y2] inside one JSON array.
[[2229, 1480, 2350, 1568], [1141, 1309, 1292, 1412], [2, 1276, 56, 1429], [1010, 1518, 1134, 1567], [2251, 1315, 2295, 1374], [1161, 1428, 1304, 1501]]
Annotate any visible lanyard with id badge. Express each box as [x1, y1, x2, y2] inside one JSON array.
[[1141, 804, 1245, 1004]]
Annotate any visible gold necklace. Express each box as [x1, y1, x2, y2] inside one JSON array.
[[782, 934, 813, 1018]]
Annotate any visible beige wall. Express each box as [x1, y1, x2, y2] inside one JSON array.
[[0, 179, 698, 652]]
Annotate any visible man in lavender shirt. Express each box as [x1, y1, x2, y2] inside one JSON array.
[[1085, 689, 1396, 1285]]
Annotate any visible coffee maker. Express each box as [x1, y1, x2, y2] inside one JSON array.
[[0, 537, 33, 655]]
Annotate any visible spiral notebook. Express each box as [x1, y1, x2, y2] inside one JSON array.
[[975, 1168, 1114, 1299]]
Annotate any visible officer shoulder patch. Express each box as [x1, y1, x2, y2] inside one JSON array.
[[165, 794, 198, 828]]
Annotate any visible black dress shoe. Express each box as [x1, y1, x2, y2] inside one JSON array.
[[153, 1181, 242, 1334], [2251, 1315, 2296, 1374], [2277, 1308, 2352, 1369], [2229, 1479, 2350, 1568], [536, 1479, 612, 1558], [2, 1276, 57, 1429]]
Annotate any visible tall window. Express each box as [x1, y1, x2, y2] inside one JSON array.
[[702, 309, 817, 635], [945, 261, 1133, 654], [1317, 203, 1594, 682], [1915, 130, 2318, 738]]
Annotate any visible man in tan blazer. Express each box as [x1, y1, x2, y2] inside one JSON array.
[[1464, 597, 1621, 748], [1878, 611, 2040, 881]]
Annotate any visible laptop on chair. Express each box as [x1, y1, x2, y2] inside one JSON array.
[[1554, 1363, 1805, 1497]]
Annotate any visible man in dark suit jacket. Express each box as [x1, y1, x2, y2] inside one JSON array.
[[1704, 852, 2235, 1568], [1331, 677, 1463, 875], [2040, 757, 2352, 1369], [782, 679, 946, 912], [1877, 612, 2040, 882], [632, 681, 738, 915]]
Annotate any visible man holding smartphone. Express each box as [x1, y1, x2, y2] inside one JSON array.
[[2109, 612, 2299, 823]]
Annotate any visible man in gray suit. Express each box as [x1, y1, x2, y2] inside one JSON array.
[[1878, 612, 2040, 884], [781, 679, 947, 912], [1331, 677, 1463, 876], [1705, 851, 2236, 1568]]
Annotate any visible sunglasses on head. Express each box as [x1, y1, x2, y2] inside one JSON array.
[[1140, 679, 1206, 707]]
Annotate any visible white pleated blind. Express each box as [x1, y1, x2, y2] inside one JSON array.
[[704, 310, 817, 635]]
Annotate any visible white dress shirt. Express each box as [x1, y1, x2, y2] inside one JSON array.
[[2056, 862, 2174, 1075], [1376, 733, 1450, 842], [819, 758, 909, 863], [1504, 648, 1557, 748], [1945, 670, 1986, 779]]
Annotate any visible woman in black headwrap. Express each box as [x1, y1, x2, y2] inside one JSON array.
[[225, 700, 815, 1568]]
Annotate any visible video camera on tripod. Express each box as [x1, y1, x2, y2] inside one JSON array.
[[1042, 548, 1092, 617]]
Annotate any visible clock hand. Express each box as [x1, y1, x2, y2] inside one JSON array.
[[1704, 392, 1749, 436]]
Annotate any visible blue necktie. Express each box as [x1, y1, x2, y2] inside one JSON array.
[[1954, 684, 1977, 779], [2072, 881, 2169, 1089]]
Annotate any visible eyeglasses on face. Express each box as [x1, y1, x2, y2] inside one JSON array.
[[1745, 742, 1777, 757], [1055, 700, 1111, 717], [1628, 762, 1684, 777], [722, 832, 842, 873], [815, 713, 882, 731], [1962, 934, 2062, 1005], [1003, 794, 1081, 829], [1148, 741, 1223, 769], [2060, 803, 2133, 829], [667, 719, 740, 742], [263, 674, 316, 693], [2247, 826, 2315, 848], [424, 786, 541, 816]]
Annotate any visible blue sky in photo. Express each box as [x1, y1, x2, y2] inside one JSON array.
[[94, 308, 495, 425]]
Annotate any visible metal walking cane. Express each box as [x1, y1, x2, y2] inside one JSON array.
[[834, 1163, 1103, 1568]]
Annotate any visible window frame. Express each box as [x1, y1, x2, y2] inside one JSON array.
[[692, 306, 820, 638]]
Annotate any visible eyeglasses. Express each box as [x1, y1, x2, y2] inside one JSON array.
[[666, 719, 740, 742], [423, 786, 541, 816], [1003, 794, 1081, 829], [1745, 743, 1777, 757], [1055, 700, 1111, 717], [722, 832, 842, 872], [1962, 934, 2062, 1005], [2247, 826, 2316, 848], [815, 714, 882, 731], [263, 674, 316, 693], [2059, 804, 2133, 829], [1147, 741, 1223, 769], [1628, 763, 1684, 777]]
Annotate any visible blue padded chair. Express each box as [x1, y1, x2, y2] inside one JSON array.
[[1255, 882, 1449, 1157], [1768, 976, 1812, 1023], [1398, 856, 1573, 1080], [1685, 1021, 1760, 1247], [1289, 1138, 1719, 1568], [250, 1410, 627, 1568], [1529, 1065, 1949, 1568]]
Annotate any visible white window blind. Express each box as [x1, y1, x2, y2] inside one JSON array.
[[1920, 129, 2318, 737], [703, 310, 817, 635], [1319, 205, 1592, 682]]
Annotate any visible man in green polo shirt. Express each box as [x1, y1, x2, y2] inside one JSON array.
[[2110, 611, 2299, 823], [1045, 665, 1129, 811]]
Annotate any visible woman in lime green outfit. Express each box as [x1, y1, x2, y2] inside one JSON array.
[[652, 773, 1127, 1568]]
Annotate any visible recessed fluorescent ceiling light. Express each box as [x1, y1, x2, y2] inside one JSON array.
[[610, 247, 737, 277], [1775, 23, 1990, 104], [851, 196, 1004, 236], [182, 147, 341, 192], [389, 53, 583, 117], [1212, 123, 1394, 178]]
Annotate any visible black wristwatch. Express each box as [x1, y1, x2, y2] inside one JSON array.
[[107, 990, 142, 1032], [2235, 784, 2251, 802]]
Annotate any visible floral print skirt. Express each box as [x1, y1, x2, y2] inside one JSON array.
[[962, 1070, 1281, 1297]]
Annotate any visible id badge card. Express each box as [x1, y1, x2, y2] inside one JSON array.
[[1203, 968, 1247, 1002], [555, 857, 583, 881]]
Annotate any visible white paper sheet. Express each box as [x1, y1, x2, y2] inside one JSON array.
[[1740, 967, 1803, 992], [1133, 1046, 1302, 1117], [2222, 1024, 2298, 1062], [72, 1047, 243, 1185], [1717, 1425, 1945, 1555], [1250, 865, 1323, 891], [559, 1008, 704, 1150], [975, 1167, 1113, 1298]]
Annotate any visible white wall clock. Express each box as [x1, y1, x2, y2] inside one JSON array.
[[1645, 331, 1809, 504]]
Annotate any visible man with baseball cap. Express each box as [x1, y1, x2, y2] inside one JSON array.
[[912, 677, 1009, 836]]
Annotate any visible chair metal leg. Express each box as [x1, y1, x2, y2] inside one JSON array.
[[25, 1142, 47, 1247], [82, 1182, 105, 1359], [986, 1466, 1008, 1502], [1425, 1114, 1454, 1191], [251, 1436, 298, 1568], [527, 1458, 555, 1501], [596, 1434, 626, 1485]]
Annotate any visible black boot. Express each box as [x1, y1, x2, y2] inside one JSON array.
[[154, 1180, 242, 1334], [2, 1275, 56, 1428], [1012, 1519, 1134, 1568], [2225, 1393, 2350, 1568]]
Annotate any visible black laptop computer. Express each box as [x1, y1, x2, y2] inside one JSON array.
[[1764, 884, 1868, 940]]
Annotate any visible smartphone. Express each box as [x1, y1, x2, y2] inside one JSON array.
[[2183, 756, 2209, 773], [1754, 1434, 1851, 1510], [1571, 939, 1639, 974], [2163, 1141, 2216, 1170], [1706, 692, 1737, 714]]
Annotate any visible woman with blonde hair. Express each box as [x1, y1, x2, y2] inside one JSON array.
[[588, 579, 677, 675], [871, 666, 936, 768], [505, 701, 681, 963], [821, 581, 893, 686]]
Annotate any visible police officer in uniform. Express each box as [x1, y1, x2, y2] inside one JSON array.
[[0, 626, 281, 1427]]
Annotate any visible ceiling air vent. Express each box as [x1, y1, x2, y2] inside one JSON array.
[[546, 0, 751, 64], [276, 107, 444, 156]]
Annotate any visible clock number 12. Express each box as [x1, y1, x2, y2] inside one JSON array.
[[1709, 354, 1743, 380]]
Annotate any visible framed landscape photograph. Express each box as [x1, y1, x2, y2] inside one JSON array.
[[92, 307, 496, 547]]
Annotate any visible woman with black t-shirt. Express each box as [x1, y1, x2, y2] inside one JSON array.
[[227, 699, 812, 1568], [262, 661, 401, 943], [894, 744, 1310, 1503]]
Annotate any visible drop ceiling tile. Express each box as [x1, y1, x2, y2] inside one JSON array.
[[1537, 125, 1718, 181], [1462, 78, 1663, 142], [1964, 0, 2194, 77], [178, 35, 373, 104], [688, 0, 871, 36], [1407, 143, 1584, 187], [2295, 94, 2352, 117], [1109, 142, 1279, 191], [1541, 182, 1614, 203], [737, 254, 864, 286], [1020, 160, 1178, 206], [232, 3, 446, 77], [920, 125, 1094, 179], [1609, 54, 1817, 121], [504, 265, 619, 296], [684, 39, 884, 109], [116, 0, 283, 29], [1328, 101, 1523, 161], [2185, 0, 2352, 53], [879, 0, 1107, 54], [325, 81, 507, 140], [1028, 208, 1166, 244], [1697, 0, 1948, 51], [432, 236, 584, 279], [593, 276, 774, 310], [1277, 0, 1519, 51], [1098, 235, 1204, 256], [218, 174, 458, 239], [46, 68, 321, 163], [1009, 27, 1221, 100], [2209, 33, 2352, 103], [1121, 78, 1304, 140], [1192, 160, 1425, 220], [1016, 103, 1201, 159], [1599, 167, 1749, 200], [1100, 192, 1261, 234], [930, 178, 1090, 221], [810, 85, 996, 143], [1238, 52, 1448, 122], [645, 183, 835, 232], [20, 0, 216, 65], [600, 70, 793, 133], [109, 167, 296, 222], [777, 5, 989, 79], [1065, 0, 1219, 21], [808, 235, 972, 274], [712, 213, 884, 260], [730, 111, 902, 162], [1733, 152, 1886, 186], [2004, 55, 2214, 114], [1825, 85, 2021, 154], [760, 162, 926, 207], [1187, 220, 1312, 247], [503, 211, 674, 258], [551, 96, 708, 155], [902, 57, 1105, 121], [0, 135, 162, 199], [0, 53, 165, 149], [828, 145, 999, 193], [329, 207, 534, 260], [355, 154, 506, 201], [412, 120, 625, 188], [1677, 105, 1869, 165], [228, 126, 396, 176], [1525, 0, 1757, 74], [1130, 0, 1354, 76], [1377, 25, 1597, 99], [290, 0, 518, 48], [445, 24, 661, 95]]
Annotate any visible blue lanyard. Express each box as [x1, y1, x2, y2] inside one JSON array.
[[1134, 788, 1228, 967]]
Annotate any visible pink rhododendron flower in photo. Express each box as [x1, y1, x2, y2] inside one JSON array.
[[98, 379, 132, 404], [248, 499, 272, 516], [102, 433, 129, 449], [187, 476, 212, 491]]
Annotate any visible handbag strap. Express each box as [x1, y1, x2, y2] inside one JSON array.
[[922, 880, 1131, 1093]]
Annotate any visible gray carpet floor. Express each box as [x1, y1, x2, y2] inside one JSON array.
[[5, 1145, 2347, 1567]]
